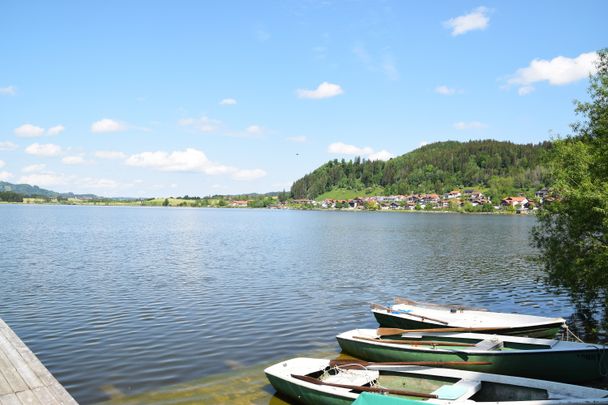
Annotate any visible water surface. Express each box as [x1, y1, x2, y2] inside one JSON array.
[[0, 205, 573, 403]]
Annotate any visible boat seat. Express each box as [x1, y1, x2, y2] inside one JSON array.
[[433, 380, 481, 400], [323, 369, 379, 387], [468, 338, 503, 351]]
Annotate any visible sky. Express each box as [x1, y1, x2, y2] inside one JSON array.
[[0, 1, 606, 197]]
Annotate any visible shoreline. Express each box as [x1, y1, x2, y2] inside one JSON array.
[[0, 201, 533, 216]]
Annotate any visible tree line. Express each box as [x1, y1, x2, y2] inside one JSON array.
[[291, 140, 551, 200]]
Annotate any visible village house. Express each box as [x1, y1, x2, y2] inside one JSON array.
[[230, 200, 250, 208], [445, 190, 462, 199], [292, 199, 315, 206], [350, 198, 364, 208], [535, 189, 549, 203], [468, 191, 490, 206], [321, 199, 335, 208], [422, 193, 441, 205], [501, 196, 529, 208]]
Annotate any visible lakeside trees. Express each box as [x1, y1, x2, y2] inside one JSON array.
[[532, 49, 608, 308], [0, 191, 23, 202]]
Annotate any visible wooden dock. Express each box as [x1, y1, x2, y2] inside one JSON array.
[[0, 318, 77, 405]]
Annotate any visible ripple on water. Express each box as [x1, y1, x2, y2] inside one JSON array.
[[0, 206, 574, 404]]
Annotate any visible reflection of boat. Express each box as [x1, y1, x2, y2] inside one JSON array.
[[337, 329, 608, 383], [264, 357, 608, 405], [371, 298, 565, 338]]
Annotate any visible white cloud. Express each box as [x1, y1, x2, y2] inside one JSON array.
[[25, 143, 62, 157], [297, 82, 344, 99], [125, 148, 267, 181], [62, 156, 86, 165], [0, 160, 5, 168], [22, 164, 46, 173], [246, 125, 263, 135], [444, 7, 490, 36], [95, 150, 127, 159], [435, 85, 457, 95], [454, 121, 487, 130], [518, 86, 535, 96], [507, 52, 599, 95], [91, 118, 127, 133], [232, 169, 267, 181], [287, 136, 307, 143], [47, 125, 65, 136], [0, 141, 18, 151], [18, 172, 67, 187], [14, 123, 65, 137], [80, 177, 118, 189], [368, 150, 395, 161], [14, 124, 45, 137], [178, 116, 221, 133], [328, 142, 394, 161], [419, 141, 429, 147], [329, 142, 374, 156], [0, 171, 12, 181], [220, 98, 237, 106], [0, 86, 16, 95]]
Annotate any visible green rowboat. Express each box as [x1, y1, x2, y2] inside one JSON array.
[[264, 357, 608, 405], [337, 329, 608, 383]]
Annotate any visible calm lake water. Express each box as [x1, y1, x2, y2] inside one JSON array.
[[0, 205, 575, 404]]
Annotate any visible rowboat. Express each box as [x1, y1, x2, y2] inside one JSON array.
[[371, 298, 565, 338], [264, 357, 608, 405], [336, 329, 608, 383]]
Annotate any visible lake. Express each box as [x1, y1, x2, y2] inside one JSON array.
[[0, 205, 574, 404]]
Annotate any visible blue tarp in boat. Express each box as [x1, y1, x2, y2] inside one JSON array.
[[352, 392, 428, 405]]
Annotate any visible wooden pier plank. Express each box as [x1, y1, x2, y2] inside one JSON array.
[[16, 390, 42, 405], [0, 393, 21, 405], [0, 373, 12, 397], [0, 351, 29, 393], [32, 387, 59, 405], [0, 324, 55, 388], [47, 382, 78, 405], [0, 320, 77, 405], [0, 334, 43, 390]]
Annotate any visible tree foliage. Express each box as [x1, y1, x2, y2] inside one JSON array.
[[0, 191, 23, 202], [532, 49, 608, 303], [291, 140, 550, 199]]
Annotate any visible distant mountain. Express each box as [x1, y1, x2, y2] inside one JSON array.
[[0, 181, 60, 197], [290, 139, 552, 200], [0, 181, 100, 199]]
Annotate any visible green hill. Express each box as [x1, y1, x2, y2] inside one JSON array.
[[290, 140, 551, 201], [0, 181, 61, 197], [0, 181, 99, 199]]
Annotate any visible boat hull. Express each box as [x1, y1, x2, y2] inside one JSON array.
[[372, 310, 564, 339], [266, 372, 352, 405], [337, 336, 607, 383]]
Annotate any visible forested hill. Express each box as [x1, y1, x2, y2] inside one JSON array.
[[0, 181, 99, 199], [290, 140, 552, 199], [0, 181, 60, 197]]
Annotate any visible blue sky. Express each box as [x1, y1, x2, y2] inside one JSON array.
[[0, 1, 606, 197]]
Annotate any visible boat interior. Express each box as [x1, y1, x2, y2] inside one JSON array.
[[309, 366, 553, 402]]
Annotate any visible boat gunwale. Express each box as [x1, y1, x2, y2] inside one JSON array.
[[338, 329, 606, 355], [371, 307, 566, 330], [264, 357, 608, 404]]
